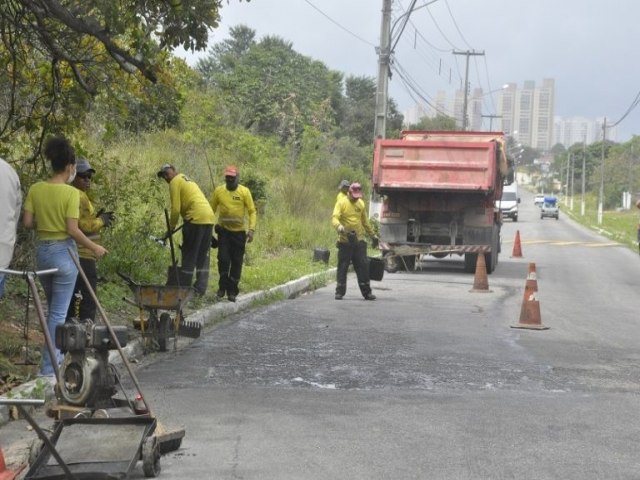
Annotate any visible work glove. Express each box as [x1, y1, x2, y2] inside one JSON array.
[[247, 229, 255, 243], [214, 224, 223, 235], [337, 224, 345, 234], [99, 212, 115, 228], [211, 235, 219, 249], [371, 235, 380, 249]]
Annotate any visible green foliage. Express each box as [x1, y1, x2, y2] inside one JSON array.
[[407, 114, 458, 131], [199, 28, 343, 146], [0, 0, 239, 163]]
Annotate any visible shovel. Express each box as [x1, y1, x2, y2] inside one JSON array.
[[163, 209, 190, 287]]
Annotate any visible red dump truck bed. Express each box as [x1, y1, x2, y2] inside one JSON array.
[[373, 131, 508, 193]]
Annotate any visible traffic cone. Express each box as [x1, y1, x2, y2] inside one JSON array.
[[524, 263, 538, 294], [511, 266, 549, 330], [470, 252, 491, 293], [511, 230, 523, 257], [0, 446, 20, 480]]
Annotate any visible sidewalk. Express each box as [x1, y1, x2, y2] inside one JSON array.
[[0, 269, 334, 473]]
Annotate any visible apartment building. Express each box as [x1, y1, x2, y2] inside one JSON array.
[[497, 79, 555, 151]]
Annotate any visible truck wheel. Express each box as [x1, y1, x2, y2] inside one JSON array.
[[464, 253, 477, 273], [513, 215, 518, 222]]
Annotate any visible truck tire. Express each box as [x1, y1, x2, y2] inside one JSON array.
[[464, 253, 477, 273]]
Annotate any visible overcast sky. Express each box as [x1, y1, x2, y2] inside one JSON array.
[[180, 0, 640, 141]]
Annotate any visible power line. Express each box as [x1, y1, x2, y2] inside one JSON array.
[[610, 89, 640, 127], [301, 0, 376, 47], [443, 0, 473, 50]]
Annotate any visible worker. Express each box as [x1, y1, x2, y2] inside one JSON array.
[[157, 164, 215, 296], [331, 182, 378, 301], [337, 179, 350, 201], [209, 165, 257, 302], [0, 158, 22, 299], [24, 136, 107, 377], [66, 158, 114, 321]]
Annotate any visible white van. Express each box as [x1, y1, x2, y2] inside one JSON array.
[[496, 183, 520, 222]]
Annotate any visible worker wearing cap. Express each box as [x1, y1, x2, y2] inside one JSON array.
[[157, 164, 215, 295], [209, 166, 256, 302], [331, 182, 378, 301], [337, 179, 350, 201], [66, 158, 114, 321]]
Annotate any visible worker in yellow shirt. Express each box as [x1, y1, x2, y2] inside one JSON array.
[[209, 165, 256, 302], [66, 158, 114, 321], [331, 182, 378, 301], [157, 164, 215, 295], [336, 179, 350, 201]]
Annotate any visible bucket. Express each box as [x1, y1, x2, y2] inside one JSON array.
[[368, 256, 384, 281], [312, 248, 330, 264]]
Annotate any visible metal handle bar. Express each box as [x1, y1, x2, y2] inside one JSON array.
[[0, 268, 58, 276]]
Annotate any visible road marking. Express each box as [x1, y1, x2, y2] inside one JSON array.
[[505, 239, 621, 247]]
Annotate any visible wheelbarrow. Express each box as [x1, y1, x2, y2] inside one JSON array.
[[119, 272, 201, 352], [0, 398, 161, 479]]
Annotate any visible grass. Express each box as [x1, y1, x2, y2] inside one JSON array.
[[558, 194, 640, 252]]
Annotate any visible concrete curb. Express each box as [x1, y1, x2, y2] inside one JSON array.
[[0, 268, 335, 426]]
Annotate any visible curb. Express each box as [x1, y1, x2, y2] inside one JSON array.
[[0, 268, 335, 427]]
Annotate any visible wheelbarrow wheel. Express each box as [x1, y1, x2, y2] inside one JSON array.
[[158, 313, 171, 352], [142, 435, 161, 477]]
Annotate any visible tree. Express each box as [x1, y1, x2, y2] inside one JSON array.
[[0, 0, 244, 162], [200, 29, 343, 146], [406, 114, 457, 131], [340, 75, 403, 145]]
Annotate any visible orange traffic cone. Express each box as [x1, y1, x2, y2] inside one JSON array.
[[511, 230, 523, 258], [470, 252, 491, 292], [524, 263, 538, 294], [0, 446, 20, 480], [512, 266, 548, 330]]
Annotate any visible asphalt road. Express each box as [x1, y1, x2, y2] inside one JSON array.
[[4, 190, 640, 479], [128, 189, 640, 479]]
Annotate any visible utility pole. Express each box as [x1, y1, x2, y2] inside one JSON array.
[[452, 50, 485, 130], [481, 114, 501, 131], [581, 138, 586, 216], [565, 152, 570, 205], [597, 117, 606, 225], [570, 152, 575, 211], [373, 0, 392, 140]]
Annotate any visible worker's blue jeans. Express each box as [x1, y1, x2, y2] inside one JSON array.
[[36, 238, 78, 376]]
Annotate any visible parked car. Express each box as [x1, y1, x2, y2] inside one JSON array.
[[540, 196, 559, 220], [534, 194, 545, 207]]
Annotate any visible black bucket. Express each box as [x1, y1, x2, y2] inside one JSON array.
[[369, 256, 384, 281], [312, 248, 330, 264]]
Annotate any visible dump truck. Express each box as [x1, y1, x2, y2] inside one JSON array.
[[372, 131, 511, 274]]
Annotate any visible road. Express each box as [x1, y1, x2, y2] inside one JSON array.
[[128, 189, 640, 479], [7, 189, 640, 479]]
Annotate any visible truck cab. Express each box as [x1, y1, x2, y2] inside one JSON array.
[[496, 183, 520, 222]]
